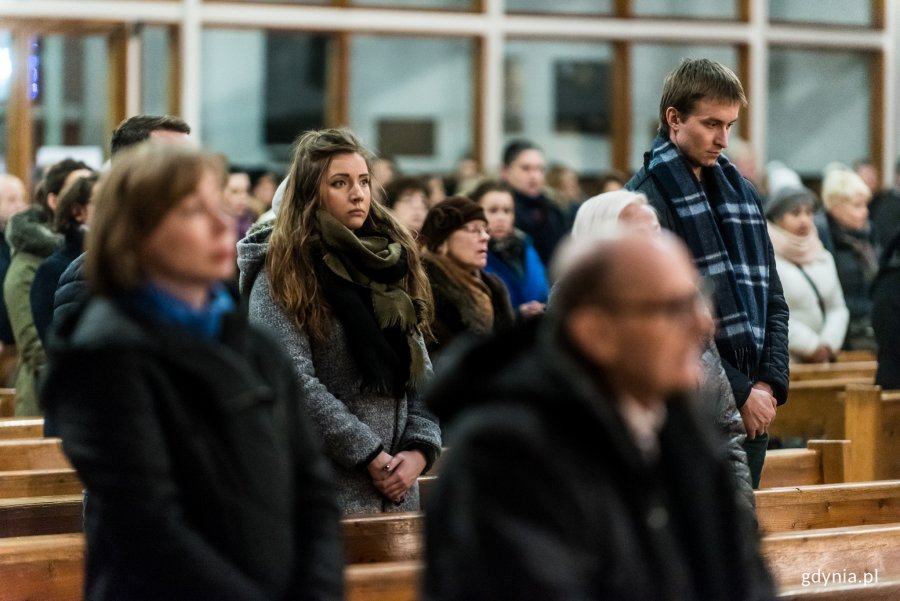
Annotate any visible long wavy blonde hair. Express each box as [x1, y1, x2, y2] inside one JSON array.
[[265, 128, 432, 342]]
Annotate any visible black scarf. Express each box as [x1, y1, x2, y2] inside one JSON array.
[[314, 211, 426, 396]]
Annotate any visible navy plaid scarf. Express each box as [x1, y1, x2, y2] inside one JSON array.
[[646, 134, 769, 364]]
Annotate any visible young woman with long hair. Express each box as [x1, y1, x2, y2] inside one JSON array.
[[238, 128, 441, 514]]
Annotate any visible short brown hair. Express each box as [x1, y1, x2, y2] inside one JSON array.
[[86, 143, 226, 296], [110, 115, 191, 157], [658, 58, 747, 136]]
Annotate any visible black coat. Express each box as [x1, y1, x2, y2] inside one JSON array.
[[512, 189, 570, 266], [816, 212, 877, 327], [424, 257, 515, 360], [43, 297, 344, 601], [873, 231, 900, 388], [423, 318, 776, 601], [49, 250, 87, 337], [628, 165, 790, 407]]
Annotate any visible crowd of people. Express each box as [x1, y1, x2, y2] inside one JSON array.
[[0, 57, 897, 599]]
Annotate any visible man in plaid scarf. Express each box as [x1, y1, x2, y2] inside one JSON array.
[[627, 58, 789, 488]]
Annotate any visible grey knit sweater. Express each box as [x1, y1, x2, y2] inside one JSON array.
[[237, 224, 441, 515]]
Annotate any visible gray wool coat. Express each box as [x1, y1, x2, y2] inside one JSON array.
[[238, 225, 442, 515], [701, 343, 755, 513]]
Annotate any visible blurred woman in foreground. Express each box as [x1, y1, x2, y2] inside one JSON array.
[[43, 143, 343, 601]]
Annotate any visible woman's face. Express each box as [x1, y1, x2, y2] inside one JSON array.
[[618, 202, 661, 239], [481, 191, 515, 240], [321, 153, 371, 231], [391, 190, 429, 234], [141, 168, 236, 305], [829, 193, 870, 231], [776, 204, 815, 237], [443, 220, 490, 272]]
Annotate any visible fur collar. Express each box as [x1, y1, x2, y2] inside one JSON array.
[[6, 206, 61, 258]]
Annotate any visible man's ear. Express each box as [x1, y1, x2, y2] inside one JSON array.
[[566, 308, 616, 366], [665, 107, 681, 132]]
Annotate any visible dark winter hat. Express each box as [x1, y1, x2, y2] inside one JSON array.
[[420, 196, 486, 252], [764, 185, 817, 222]]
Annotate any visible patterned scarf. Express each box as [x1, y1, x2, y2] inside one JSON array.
[[315, 211, 427, 395], [645, 134, 769, 363]]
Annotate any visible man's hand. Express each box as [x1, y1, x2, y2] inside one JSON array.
[[739, 382, 777, 439]]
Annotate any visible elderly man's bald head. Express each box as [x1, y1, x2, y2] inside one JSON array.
[[554, 232, 713, 404], [553, 232, 695, 313]]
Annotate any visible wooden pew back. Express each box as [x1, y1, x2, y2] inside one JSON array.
[[0, 389, 14, 418], [0, 495, 83, 538], [759, 440, 850, 488], [0, 439, 70, 471], [756, 480, 900, 534], [789, 361, 877, 382], [0, 469, 82, 499], [762, 523, 900, 590], [0, 532, 424, 601], [342, 512, 423, 564], [0, 419, 44, 440], [0, 533, 84, 601]]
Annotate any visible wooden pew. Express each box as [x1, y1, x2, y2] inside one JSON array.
[[0, 533, 84, 601], [0, 494, 83, 538], [836, 350, 877, 362], [346, 560, 422, 601], [7, 514, 900, 601], [0, 532, 424, 601], [759, 440, 851, 488], [879, 390, 900, 484], [0, 439, 71, 471], [789, 361, 877, 382], [0, 419, 44, 440], [772, 379, 874, 443], [343, 512, 423, 564], [763, 523, 900, 594], [0, 469, 82, 499], [0, 389, 14, 418], [756, 480, 900, 535], [771, 384, 898, 481]]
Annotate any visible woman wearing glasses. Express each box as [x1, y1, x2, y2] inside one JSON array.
[[420, 196, 515, 359], [239, 128, 441, 515]]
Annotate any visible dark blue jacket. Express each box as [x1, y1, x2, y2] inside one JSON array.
[[31, 229, 85, 345], [50, 251, 87, 340], [484, 233, 549, 311]]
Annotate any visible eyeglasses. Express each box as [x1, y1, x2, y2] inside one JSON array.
[[461, 224, 491, 237], [597, 278, 715, 327]]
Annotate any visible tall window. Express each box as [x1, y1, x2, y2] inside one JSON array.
[[201, 28, 332, 170], [767, 48, 871, 175], [349, 35, 474, 175], [504, 39, 614, 175]]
